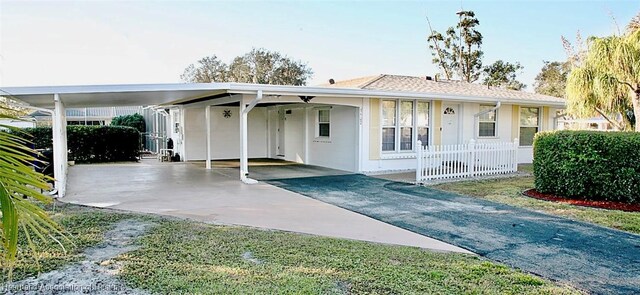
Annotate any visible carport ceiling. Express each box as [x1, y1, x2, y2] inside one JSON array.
[[1, 83, 229, 108]]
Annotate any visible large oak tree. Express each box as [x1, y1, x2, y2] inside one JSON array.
[[181, 48, 313, 86]]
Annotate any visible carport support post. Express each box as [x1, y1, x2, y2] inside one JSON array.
[[240, 91, 263, 184], [205, 105, 211, 169], [52, 93, 68, 197]]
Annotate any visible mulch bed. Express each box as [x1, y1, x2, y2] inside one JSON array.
[[523, 189, 640, 212]]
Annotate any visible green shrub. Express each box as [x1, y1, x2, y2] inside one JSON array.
[[111, 113, 146, 149], [15, 125, 140, 163], [534, 130, 640, 203], [111, 113, 146, 133]]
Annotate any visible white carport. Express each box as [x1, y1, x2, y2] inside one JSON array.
[[1, 82, 440, 197]]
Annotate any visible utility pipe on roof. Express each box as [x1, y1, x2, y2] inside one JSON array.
[[473, 101, 501, 139], [239, 90, 263, 184]]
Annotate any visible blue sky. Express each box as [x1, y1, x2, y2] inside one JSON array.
[[0, 0, 637, 91]]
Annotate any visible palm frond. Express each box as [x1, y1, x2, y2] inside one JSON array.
[[0, 120, 66, 280]]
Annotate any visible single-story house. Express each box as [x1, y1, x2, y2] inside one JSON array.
[[1, 74, 565, 196]]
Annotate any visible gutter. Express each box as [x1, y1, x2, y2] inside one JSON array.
[[473, 101, 501, 139], [2, 82, 567, 108]]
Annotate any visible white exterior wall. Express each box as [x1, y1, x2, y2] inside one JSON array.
[[267, 104, 360, 172], [180, 95, 363, 172], [283, 107, 306, 163], [183, 106, 268, 160], [460, 103, 514, 143], [306, 106, 359, 171]]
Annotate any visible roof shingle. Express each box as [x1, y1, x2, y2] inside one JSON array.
[[324, 74, 564, 104]]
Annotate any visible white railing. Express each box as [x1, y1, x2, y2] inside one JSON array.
[[416, 139, 519, 183]]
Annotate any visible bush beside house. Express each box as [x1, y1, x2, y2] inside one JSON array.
[[110, 113, 146, 133], [16, 126, 140, 163], [111, 113, 146, 149], [534, 130, 640, 203]]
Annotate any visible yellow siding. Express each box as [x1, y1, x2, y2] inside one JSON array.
[[511, 105, 519, 141], [542, 106, 550, 130], [433, 100, 442, 145], [369, 98, 381, 160]]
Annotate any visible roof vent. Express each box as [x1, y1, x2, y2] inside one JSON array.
[[425, 76, 433, 81], [329, 78, 335, 85]]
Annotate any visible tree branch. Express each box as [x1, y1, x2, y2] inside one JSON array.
[[594, 107, 625, 130], [611, 76, 635, 90], [427, 16, 451, 80]]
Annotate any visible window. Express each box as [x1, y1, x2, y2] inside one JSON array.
[[478, 105, 497, 137], [400, 101, 413, 150], [417, 102, 429, 148], [381, 100, 430, 152], [317, 109, 330, 137], [68, 120, 104, 126], [519, 107, 540, 146], [382, 100, 396, 151]]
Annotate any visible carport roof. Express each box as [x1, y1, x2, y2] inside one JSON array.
[[1, 81, 566, 108]]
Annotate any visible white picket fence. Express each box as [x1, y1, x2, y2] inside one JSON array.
[[416, 139, 519, 183]]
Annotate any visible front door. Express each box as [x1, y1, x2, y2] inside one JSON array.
[[441, 104, 460, 145], [277, 110, 285, 156]]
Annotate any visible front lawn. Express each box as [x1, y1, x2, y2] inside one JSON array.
[[3, 203, 580, 294], [119, 219, 578, 294], [1, 204, 141, 283], [433, 167, 640, 235]]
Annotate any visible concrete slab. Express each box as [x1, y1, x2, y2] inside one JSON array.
[[63, 160, 469, 253]]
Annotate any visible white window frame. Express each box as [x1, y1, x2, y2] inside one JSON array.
[[381, 100, 397, 152], [477, 104, 499, 138], [399, 100, 414, 152], [519, 106, 541, 147], [381, 99, 430, 154], [315, 108, 331, 139]]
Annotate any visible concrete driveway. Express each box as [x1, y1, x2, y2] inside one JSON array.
[[63, 160, 467, 253], [269, 174, 640, 295]]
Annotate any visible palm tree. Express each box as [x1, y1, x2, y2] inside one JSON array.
[[0, 111, 65, 279], [566, 20, 640, 131], [628, 12, 640, 34]]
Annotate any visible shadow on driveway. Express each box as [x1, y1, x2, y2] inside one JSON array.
[[268, 174, 640, 295]]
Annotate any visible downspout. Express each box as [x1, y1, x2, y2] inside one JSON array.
[[554, 110, 566, 130], [240, 90, 263, 184], [473, 101, 501, 139]]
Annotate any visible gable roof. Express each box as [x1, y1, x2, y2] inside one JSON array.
[[325, 74, 564, 104]]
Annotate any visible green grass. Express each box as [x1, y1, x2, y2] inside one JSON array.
[[3, 203, 580, 294], [1, 203, 140, 283], [118, 220, 579, 294], [433, 165, 640, 235]]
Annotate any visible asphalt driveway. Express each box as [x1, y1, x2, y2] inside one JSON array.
[[268, 174, 640, 295]]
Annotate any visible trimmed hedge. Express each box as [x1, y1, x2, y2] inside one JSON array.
[[534, 130, 640, 204], [15, 126, 141, 163], [111, 113, 146, 133]]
